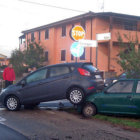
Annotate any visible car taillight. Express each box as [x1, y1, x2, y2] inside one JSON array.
[[78, 68, 91, 76], [87, 86, 95, 90]]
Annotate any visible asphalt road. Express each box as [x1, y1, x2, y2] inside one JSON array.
[[0, 123, 29, 140], [0, 100, 140, 140]]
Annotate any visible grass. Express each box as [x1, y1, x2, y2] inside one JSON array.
[[94, 114, 140, 130], [64, 108, 140, 130]]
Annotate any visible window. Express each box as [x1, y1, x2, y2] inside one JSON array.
[[107, 81, 134, 93], [113, 18, 123, 29], [50, 66, 70, 77], [62, 25, 66, 37], [80, 48, 85, 60], [61, 50, 66, 61], [113, 18, 137, 31], [31, 33, 34, 42], [81, 20, 86, 30], [136, 81, 140, 93], [26, 69, 47, 84], [45, 29, 49, 39], [124, 21, 137, 31], [39, 31, 41, 41], [45, 51, 48, 61], [71, 54, 74, 61]]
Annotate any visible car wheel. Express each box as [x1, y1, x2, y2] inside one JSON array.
[[5, 96, 21, 111], [82, 103, 96, 117], [68, 88, 84, 105]]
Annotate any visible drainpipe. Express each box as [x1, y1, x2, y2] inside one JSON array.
[[108, 16, 113, 71], [90, 18, 93, 62]]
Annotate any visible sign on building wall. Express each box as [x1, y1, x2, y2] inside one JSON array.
[[71, 25, 85, 41], [96, 33, 111, 41], [78, 39, 97, 47]]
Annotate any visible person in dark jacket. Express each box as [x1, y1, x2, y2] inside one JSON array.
[[3, 64, 15, 88]]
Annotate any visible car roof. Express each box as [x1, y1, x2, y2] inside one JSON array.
[[23, 62, 93, 77], [119, 79, 140, 81], [17, 62, 93, 82], [39, 62, 93, 69]]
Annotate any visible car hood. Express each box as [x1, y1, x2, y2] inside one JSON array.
[[86, 92, 101, 102], [2, 84, 20, 93]]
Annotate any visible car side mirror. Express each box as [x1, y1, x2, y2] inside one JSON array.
[[21, 80, 26, 87]]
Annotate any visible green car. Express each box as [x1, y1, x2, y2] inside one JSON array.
[[82, 79, 140, 117]]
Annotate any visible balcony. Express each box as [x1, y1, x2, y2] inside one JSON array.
[[111, 28, 140, 43]]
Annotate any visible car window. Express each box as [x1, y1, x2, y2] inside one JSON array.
[[136, 81, 140, 93], [83, 64, 97, 73], [50, 66, 70, 77], [107, 81, 134, 93], [26, 69, 47, 84]]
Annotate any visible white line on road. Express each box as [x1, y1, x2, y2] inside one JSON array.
[[0, 116, 6, 124], [0, 108, 6, 111]]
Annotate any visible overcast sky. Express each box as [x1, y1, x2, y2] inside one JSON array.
[[0, 0, 140, 57]]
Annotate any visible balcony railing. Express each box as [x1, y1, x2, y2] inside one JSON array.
[[111, 28, 140, 42]]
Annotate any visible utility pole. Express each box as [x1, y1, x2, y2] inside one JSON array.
[[97, 0, 105, 12]]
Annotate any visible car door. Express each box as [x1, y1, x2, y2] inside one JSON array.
[[19, 68, 49, 103], [132, 80, 140, 114], [99, 80, 135, 114], [46, 65, 72, 100]]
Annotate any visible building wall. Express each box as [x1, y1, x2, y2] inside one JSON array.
[[0, 59, 9, 66], [23, 16, 140, 74]]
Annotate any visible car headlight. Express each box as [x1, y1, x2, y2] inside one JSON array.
[[113, 80, 117, 83]]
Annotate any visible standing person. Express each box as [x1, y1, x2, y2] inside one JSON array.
[[3, 64, 15, 88]]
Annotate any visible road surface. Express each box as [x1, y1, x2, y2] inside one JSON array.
[[0, 100, 139, 140]]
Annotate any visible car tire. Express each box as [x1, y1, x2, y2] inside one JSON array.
[[82, 103, 96, 118], [5, 96, 21, 111], [68, 88, 84, 105]]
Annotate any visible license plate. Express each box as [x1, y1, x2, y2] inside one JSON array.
[[95, 75, 101, 79]]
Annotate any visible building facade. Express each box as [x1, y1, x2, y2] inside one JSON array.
[[20, 12, 140, 74], [0, 54, 9, 66]]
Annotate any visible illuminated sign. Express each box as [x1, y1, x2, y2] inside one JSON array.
[[71, 25, 85, 41], [70, 42, 84, 57]]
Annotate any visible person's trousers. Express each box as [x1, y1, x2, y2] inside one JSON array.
[[5, 80, 13, 88]]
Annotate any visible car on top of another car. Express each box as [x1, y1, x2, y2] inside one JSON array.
[[0, 62, 104, 111]]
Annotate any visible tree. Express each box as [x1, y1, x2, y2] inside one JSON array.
[[10, 42, 46, 77], [24, 42, 46, 68], [10, 49, 26, 77], [117, 33, 140, 78]]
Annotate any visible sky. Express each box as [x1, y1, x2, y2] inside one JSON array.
[[0, 0, 140, 57]]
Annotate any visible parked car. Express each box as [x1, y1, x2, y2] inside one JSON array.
[[82, 79, 140, 117], [0, 62, 104, 111], [104, 72, 126, 87]]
